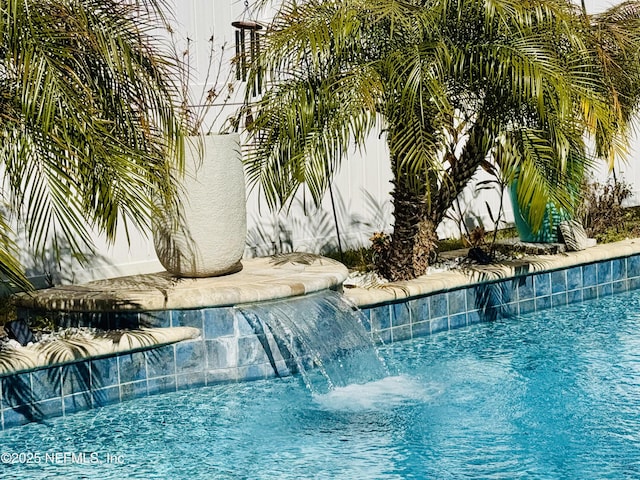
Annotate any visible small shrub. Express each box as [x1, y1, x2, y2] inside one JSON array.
[[438, 237, 467, 252], [578, 178, 636, 242], [0, 298, 17, 327], [323, 245, 377, 272], [467, 226, 486, 247]]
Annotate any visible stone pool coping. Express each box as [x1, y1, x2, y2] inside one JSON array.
[[14, 256, 348, 312], [0, 327, 200, 376], [13, 239, 639, 314], [343, 238, 640, 307]]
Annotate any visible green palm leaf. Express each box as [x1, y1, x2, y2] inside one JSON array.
[[245, 0, 640, 279], [0, 0, 185, 291]]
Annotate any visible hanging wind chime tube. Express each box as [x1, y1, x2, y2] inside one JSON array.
[[231, 20, 263, 95]]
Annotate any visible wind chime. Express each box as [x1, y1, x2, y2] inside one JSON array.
[[231, 3, 263, 96]]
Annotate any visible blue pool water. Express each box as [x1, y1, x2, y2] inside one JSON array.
[[3, 289, 640, 479]]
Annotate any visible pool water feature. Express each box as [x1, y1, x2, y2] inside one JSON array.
[[238, 291, 388, 393], [3, 288, 640, 478]]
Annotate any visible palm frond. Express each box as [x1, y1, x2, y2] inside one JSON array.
[[0, 0, 186, 289], [245, 0, 640, 275]]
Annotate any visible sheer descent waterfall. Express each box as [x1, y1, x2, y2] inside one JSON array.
[[238, 291, 388, 393]]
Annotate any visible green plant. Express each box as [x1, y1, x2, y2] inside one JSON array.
[[27, 315, 56, 334], [437, 238, 468, 253], [0, 297, 17, 327], [0, 0, 186, 292], [323, 246, 376, 272], [245, 0, 640, 281], [445, 170, 505, 256]]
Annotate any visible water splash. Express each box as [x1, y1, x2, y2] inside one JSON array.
[[238, 291, 388, 393], [312, 375, 442, 411]]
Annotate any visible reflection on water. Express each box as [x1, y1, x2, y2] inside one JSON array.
[[2, 290, 640, 479]]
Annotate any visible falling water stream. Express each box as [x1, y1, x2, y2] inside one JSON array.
[[5, 290, 640, 478], [237, 290, 389, 393]]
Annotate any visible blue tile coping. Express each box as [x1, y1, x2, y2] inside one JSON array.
[[4, 239, 640, 429]]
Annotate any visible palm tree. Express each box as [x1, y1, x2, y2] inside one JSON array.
[[583, 1, 640, 166], [245, 0, 640, 281], [0, 0, 185, 291]]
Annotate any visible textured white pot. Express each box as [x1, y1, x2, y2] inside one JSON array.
[[154, 134, 246, 277]]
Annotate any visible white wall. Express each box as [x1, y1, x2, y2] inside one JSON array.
[[23, 0, 637, 285]]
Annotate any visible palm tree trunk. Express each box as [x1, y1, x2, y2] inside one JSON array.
[[431, 119, 490, 227], [377, 153, 436, 281], [377, 119, 491, 282]]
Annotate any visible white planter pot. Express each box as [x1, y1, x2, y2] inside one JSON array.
[[154, 134, 246, 277]]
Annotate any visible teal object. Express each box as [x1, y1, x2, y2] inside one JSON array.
[[509, 182, 566, 243]]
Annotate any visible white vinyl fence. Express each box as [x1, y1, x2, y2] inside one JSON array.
[[18, 0, 640, 286]]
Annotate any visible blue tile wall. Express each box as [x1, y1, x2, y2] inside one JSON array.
[[360, 254, 640, 345], [613, 280, 627, 294], [174, 342, 205, 374], [598, 262, 613, 284], [467, 310, 482, 326], [613, 258, 626, 281], [90, 357, 119, 389], [370, 305, 391, 332], [629, 256, 640, 276], [120, 380, 148, 401], [534, 272, 551, 297], [392, 325, 412, 342], [584, 286, 598, 301], [147, 376, 175, 396], [430, 293, 448, 319], [583, 263, 597, 287], [31, 369, 61, 402], [566, 266, 582, 290], [390, 303, 411, 327], [118, 352, 146, 383], [176, 372, 205, 391], [92, 386, 119, 408], [145, 345, 176, 378], [64, 392, 91, 415], [517, 275, 534, 300], [6, 253, 640, 430], [411, 320, 430, 337], [204, 308, 235, 338], [448, 290, 467, 315], [408, 297, 429, 324], [567, 289, 583, 305], [551, 270, 567, 294], [61, 363, 91, 396], [206, 338, 237, 370], [171, 309, 204, 330]]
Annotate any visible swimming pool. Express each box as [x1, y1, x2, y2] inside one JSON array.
[[2, 288, 640, 479]]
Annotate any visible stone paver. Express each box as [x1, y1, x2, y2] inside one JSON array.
[[14, 255, 349, 312], [13, 239, 640, 312], [343, 238, 640, 307]]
